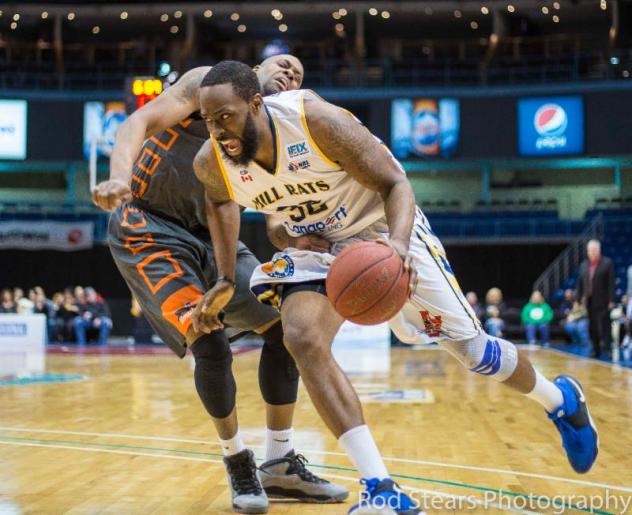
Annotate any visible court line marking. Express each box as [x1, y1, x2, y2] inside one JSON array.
[[0, 426, 628, 494], [544, 347, 632, 372], [0, 438, 570, 515], [0, 436, 614, 514]]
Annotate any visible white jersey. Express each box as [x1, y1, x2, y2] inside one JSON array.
[[211, 89, 394, 242]]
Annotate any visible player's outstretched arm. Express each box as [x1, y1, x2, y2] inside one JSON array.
[[303, 94, 416, 253], [92, 66, 210, 211], [191, 139, 240, 333]]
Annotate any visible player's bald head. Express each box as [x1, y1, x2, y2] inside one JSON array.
[[254, 54, 304, 95]]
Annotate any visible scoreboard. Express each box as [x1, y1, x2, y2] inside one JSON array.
[[125, 76, 163, 112]]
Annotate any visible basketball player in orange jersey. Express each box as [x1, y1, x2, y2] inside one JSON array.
[[91, 55, 348, 513], [192, 61, 598, 515]]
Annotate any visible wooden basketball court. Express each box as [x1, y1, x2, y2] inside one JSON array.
[[1, 346, 631, 514]]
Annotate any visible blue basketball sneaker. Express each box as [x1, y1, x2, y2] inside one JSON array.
[[348, 478, 423, 515], [548, 375, 599, 474]]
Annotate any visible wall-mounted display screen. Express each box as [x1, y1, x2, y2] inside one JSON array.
[[518, 96, 584, 156], [391, 98, 460, 159], [0, 100, 27, 160]]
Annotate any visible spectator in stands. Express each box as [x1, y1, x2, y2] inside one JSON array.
[[130, 295, 156, 344], [74, 286, 87, 307], [49, 292, 65, 342], [466, 291, 484, 320], [57, 289, 80, 342], [0, 288, 16, 313], [611, 294, 629, 355], [14, 287, 34, 314], [484, 287, 506, 318], [559, 289, 590, 348], [577, 239, 615, 358], [73, 287, 112, 346], [521, 290, 554, 346], [484, 306, 505, 337]]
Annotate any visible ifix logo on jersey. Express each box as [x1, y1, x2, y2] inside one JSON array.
[[286, 141, 310, 158], [288, 159, 310, 173], [239, 169, 253, 182], [285, 205, 349, 235]]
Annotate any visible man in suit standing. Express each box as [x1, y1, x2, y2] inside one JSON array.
[[577, 239, 615, 358]]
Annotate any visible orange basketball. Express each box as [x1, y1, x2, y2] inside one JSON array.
[[326, 241, 409, 325]]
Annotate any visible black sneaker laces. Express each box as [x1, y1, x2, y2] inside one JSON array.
[[226, 454, 263, 495], [287, 454, 328, 484]]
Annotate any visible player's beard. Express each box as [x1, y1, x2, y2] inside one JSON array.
[[221, 113, 259, 166]]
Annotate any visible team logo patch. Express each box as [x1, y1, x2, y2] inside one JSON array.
[[174, 302, 196, 324], [288, 159, 310, 173], [261, 256, 295, 278], [286, 141, 310, 158], [420, 311, 442, 337]]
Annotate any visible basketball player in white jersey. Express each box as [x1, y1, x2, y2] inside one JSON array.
[[192, 61, 598, 515]]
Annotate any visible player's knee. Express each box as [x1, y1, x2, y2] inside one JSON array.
[[190, 330, 236, 418], [259, 322, 299, 405], [438, 332, 518, 382], [283, 323, 329, 364]]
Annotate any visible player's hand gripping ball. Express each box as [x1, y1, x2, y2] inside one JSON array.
[[326, 241, 410, 325]]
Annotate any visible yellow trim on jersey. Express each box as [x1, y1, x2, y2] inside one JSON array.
[[299, 90, 340, 169], [210, 137, 235, 200], [270, 111, 282, 176]]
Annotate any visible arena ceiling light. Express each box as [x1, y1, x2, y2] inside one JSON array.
[[553, 2, 560, 9], [339, 8, 348, 16], [600, 0, 607, 10], [542, 6, 549, 14], [507, 5, 515, 13], [160, 13, 169, 22], [453, 9, 462, 18], [481, 6, 489, 15], [368, 8, 378, 16], [10, 21, 17, 30], [278, 23, 287, 32], [553, 14, 560, 22], [92, 26, 100, 34], [470, 21, 479, 29], [332, 11, 341, 19], [174, 10, 183, 19], [170, 25, 179, 33], [237, 24, 246, 32], [335, 23, 344, 32], [381, 10, 390, 19], [203, 9, 213, 18], [230, 12, 240, 21], [13, 13, 20, 21], [67, 12, 75, 21], [41, 11, 48, 19], [120, 11, 128, 20]]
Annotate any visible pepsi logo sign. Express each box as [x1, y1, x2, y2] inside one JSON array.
[[534, 104, 567, 137]]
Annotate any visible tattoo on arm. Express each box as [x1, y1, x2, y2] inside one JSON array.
[[305, 97, 400, 197], [193, 140, 232, 203], [172, 67, 210, 106]]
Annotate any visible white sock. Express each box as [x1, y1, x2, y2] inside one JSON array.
[[266, 427, 294, 461], [338, 425, 389, 480], [219, 430, 246, 457], [527, 370, 564, 413]]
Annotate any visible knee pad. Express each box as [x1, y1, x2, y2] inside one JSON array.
[[259, 322, 299, 405], [190, 331, 236, 418], [438, 332, 518, 382]]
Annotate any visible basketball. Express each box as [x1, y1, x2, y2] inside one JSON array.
[[326, 241, 409, 325]]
